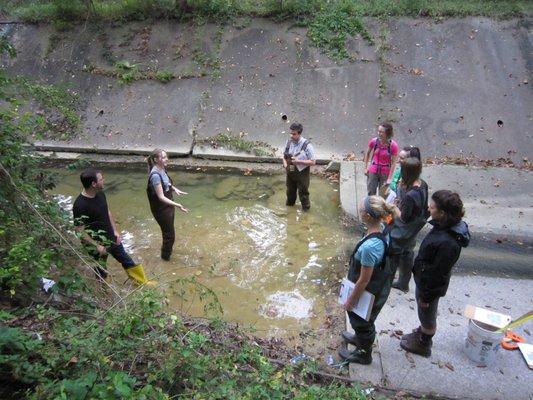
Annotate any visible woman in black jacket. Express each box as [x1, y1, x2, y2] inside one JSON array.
[[400, 190, 470, 357]]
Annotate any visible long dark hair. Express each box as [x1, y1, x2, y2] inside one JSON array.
[[400, 157, 422, 189], [147, 149, 164, 172], [432, 190, 464, 227]]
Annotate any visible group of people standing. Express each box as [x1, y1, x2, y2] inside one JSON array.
[[339, 122, 470, 363], [72, 149, 189, 286], [71, 120, 470, 362]]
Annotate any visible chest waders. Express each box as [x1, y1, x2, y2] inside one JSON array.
[[346, 232, 393, 351], [147, 171, 176, 261], [284, 139, 311, 210]]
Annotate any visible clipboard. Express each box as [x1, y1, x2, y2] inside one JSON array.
[[338, 278, 375, 321]]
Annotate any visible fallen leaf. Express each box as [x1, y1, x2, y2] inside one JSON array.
[[67, 356, 78, 365], [445, 362, 455, 371]]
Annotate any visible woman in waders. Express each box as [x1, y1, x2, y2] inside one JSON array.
[[339, 196, 395, 365], [389, 157, 429, 293], [147, 149, 189, 261]]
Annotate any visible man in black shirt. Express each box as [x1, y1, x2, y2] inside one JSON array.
[[73, 168, 153, 286]]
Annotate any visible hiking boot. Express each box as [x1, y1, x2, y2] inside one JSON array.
[[400, 327, 432, 357], [392, 280, 409, 293], [338, 347, 372, 365], [341, 331, 361, 347]]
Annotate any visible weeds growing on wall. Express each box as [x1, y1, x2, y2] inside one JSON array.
[[7, 1, 531, 64], [307, 5, 373, 61], [197, 132, 278, 157], [1, 73, 80, 140]]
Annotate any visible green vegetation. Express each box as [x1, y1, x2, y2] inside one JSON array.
[[5, 0, 531, 23], [155, 70, 175, 82], [82, 61, 204, 83], [0, 72, 80, 139], [0, 35, 367, 399], [197, 132, 278, 157], [5, 1, 531, 63], [113, 59, 140, 83], [307, 6, 373, 61]]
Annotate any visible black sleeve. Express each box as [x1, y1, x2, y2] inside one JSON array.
[[72, 199, 83, 226], [400, 195, 417, 223], [419, 241, 460, 302]]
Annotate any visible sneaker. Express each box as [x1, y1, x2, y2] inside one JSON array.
[[338, 347, 372, 365], [341, 331, 361, 347], [400, 328, 432, 357]]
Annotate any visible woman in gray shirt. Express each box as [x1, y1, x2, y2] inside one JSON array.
[[146, 149, 189, 261]]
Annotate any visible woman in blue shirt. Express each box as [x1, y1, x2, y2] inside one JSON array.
[[339, 196, 395, 365]]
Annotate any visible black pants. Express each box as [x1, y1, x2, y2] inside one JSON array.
[[415, 287, 440, 330], [347, 278, 393, 349], [151, 205, 175, 259], [286, 167, 310, 209]]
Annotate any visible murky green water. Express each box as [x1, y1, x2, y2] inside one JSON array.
[[51, 168, 356, 335]]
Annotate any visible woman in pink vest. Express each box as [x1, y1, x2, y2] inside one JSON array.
[[363, 122, 399, 196]]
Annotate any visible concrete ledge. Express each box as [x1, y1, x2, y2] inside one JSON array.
[[192, 145, 331, 165], [339, 161, 358, 220], [339, 161, 533, 241], [31, 143, 191, 157]]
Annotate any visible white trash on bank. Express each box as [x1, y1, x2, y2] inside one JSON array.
[[40, 277, 56, 293]]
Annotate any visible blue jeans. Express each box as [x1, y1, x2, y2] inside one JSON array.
[[89, 242, 136, 278]]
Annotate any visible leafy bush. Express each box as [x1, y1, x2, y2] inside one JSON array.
[[0, 37, 75, 295]]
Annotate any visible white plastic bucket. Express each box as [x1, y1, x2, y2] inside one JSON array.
[[464, 319, 503, 366]]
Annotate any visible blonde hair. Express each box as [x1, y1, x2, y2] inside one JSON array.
[[364, 195, 395, 220], [147, 148, 164, 171]]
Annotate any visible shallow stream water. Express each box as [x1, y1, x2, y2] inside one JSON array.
[[51, 168, 358, 335]]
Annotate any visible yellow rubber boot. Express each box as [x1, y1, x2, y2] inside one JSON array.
[[125, 264, 156, 286]]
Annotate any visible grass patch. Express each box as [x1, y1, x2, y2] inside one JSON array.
[[7, 0, 532, 23], [307, 6, 373, 61], [155, 69, 175, 82], [82, 61, 203, 83], [197, 132, 277, 157]]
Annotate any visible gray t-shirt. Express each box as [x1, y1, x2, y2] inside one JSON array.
[[285, 136, 316, 172], [149, 167, 171, 192]]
